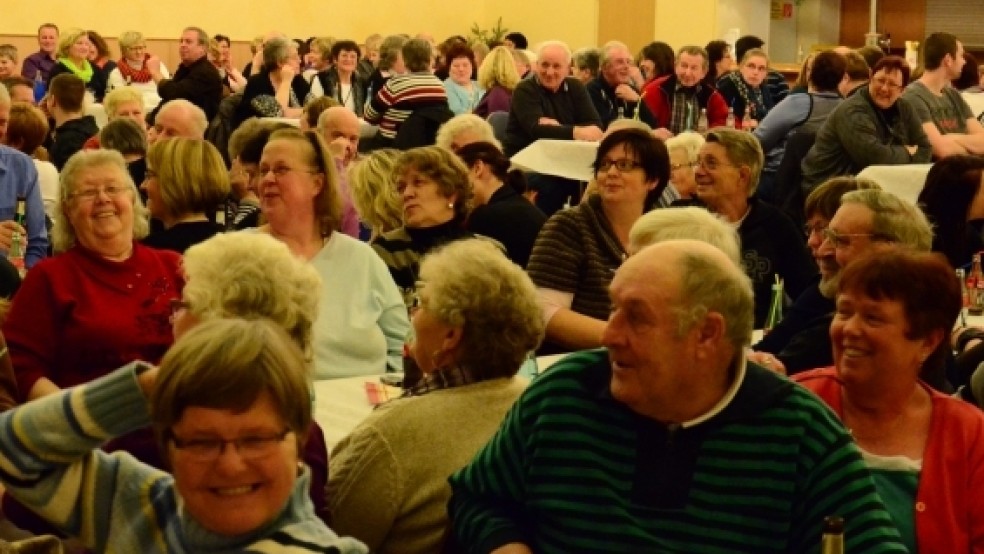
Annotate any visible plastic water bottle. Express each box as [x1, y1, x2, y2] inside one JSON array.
[[32, 72, 46, 104], [725, 107, 736, 129], [696, 108, 708, 133]]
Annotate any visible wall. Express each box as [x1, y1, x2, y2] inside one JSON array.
[[489, 0, 598, 49], [653, 0, 717, 50]]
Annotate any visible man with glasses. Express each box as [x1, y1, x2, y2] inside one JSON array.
[[586, 41, 653, 129], [904, 32, 984, 158], [641, 45, 728, 140], [753, 186, 934, 380], [802, 56, 930, 189]]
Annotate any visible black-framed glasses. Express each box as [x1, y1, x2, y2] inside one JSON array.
[[803, 222, 827, 238], [596, 159, 643, 173], [169, 428, 293, 462]]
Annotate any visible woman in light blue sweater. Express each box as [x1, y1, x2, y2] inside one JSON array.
[[0, 318, 367, 554]]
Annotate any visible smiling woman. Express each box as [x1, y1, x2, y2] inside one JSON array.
[[0, 318, 368, 552]]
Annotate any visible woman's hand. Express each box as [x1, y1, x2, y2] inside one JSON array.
[[746, 349, 786, 376]]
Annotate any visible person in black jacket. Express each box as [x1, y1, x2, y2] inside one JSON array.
[[457, 142, 545, 267], [46, 74, 97, 170], [148, 27, 223, 122]]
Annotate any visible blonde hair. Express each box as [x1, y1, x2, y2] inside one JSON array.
[[348, 149, 403, 236], [57, 28, 88, 59], [266, 129, 343, 236], [54, 149, 149, 252], [103, 87, 145, 120], [182, 233, 322, 357], [146, 138, 230, 219], [118, 30, 145, 54], [478, 45, 521, 91]]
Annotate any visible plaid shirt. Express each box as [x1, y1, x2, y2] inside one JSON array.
[[669, 83, 699, 135], [400, 365, 476, 398]]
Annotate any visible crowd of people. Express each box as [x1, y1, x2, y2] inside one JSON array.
[[0, 18, 980, 554]]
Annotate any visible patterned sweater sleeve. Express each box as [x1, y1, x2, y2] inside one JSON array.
[[0, 363, 165, 551], [526, 210, 584, 293]]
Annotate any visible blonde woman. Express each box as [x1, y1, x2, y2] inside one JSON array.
[[348, 149, 403, 240], [141, 137, 229, 253], [46, 28, 106, 101], [474, 45, 520, 117], [106, 31, 170, 110], [435, 114, 500, 152]]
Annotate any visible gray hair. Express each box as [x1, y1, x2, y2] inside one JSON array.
[[840, 189, 933, 251], [629, 206, 742, 266], [675, 245, 755, 347], [435, 114, 501, 151], [419, 239, 543, 378], [378, 34, 409, 71], [182, 232, 322, 359], [263, 37, 293, 72], [665, 131, 705, 162], [600, 41, 630, 67], [157, 99, 208, 137], [54, 149, 150, 252], [704, 127, 765, 196], [537, 40, 573, 64]]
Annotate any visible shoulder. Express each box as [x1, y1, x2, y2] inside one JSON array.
[[133, 243, 182, 269], [522, 349, 612, 405]]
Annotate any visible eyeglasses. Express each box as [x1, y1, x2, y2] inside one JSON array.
[[597, 159, 643, 173], [694, 157, 736, 171], [70, 185, 130, 201], [871, 77, 903, 91], [670, 161, 699, 171], [803, 222, 827, 238], [821, 228, 884, 248], [169, 428, 293, 462], [258, 165, 318, 180]]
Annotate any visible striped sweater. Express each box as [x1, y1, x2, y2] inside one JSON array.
[[526, 193, 627, 321], [448, 349, 908, 553], [364, 72, 448, 139], [0, 363, 368, 554]]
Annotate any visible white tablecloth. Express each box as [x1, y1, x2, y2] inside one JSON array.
[[510, 139, 598, 182], [313, 354, 568, 449], [856, 164, 932, 205]]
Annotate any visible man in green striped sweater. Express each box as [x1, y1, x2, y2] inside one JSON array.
[[449, 240, 906, 553]]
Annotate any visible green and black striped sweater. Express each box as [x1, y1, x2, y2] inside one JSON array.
[[449, 349, 907, 553]]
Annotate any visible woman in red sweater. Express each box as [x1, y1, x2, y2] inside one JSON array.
[[795, 249, 984, 553]]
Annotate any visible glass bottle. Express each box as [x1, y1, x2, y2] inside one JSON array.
[[696, 108, 708, 133], [9, 232, 25, 279], [763, 277, 784, 334], [820, 516, 845, 554], [971, 253, 984, 315], [725, 107, 736, 129]]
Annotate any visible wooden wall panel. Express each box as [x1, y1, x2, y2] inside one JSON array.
[[597, 0, 656, 54], [839, 0, 926, 49]]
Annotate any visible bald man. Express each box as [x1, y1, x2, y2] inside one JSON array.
[[150, 99, 208, 144], [318, 106, 361, 167], [449, 241, 906, 553]]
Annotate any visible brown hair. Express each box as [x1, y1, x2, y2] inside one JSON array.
[[6, 103, 49, 160]]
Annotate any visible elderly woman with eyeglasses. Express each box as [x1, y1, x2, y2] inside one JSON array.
[[526, 128, 668, 353], [0, 317, 368, 553], [661, 131, 704, 207], [686, 127, 816, 328], [3, 149, 182, 402], [0, 149, 184, 535], [256, 128, 408, 379], [106, 31, 170, 110]]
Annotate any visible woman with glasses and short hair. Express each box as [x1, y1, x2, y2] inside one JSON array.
[[255, 128, 408, 379], [105, 30, 170, 110], [716, 48, 776, 130], [0, 317, 368, 553], [526, 128, 669, 353], [802, 56, 932, 189]]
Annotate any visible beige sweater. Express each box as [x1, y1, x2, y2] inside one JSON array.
[[327, 377, 527, 554]]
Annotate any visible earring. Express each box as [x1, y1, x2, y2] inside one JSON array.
[[447, 202, 454, 209]]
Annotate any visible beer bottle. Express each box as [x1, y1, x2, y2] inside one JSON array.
[[820, 516, 844, 554]]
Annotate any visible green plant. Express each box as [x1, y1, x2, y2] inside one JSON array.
[[469, 17, 509, 46]]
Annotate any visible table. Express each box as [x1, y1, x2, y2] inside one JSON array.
[[313, 353, 570, 449], [855, 164, 932, 205], [510, 139, 598, 182]]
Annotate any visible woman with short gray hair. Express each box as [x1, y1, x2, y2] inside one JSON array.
[[234, 36, 310, 127]]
